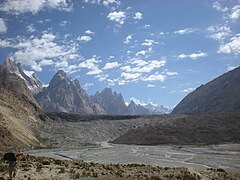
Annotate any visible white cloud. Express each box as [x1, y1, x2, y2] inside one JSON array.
[[103, 62, 119, 69], [84, 0, 120, 6], [207, 25, 231, 41], [0, 18, 7, 33], [95, 73, 108, 82], [121, 59, 166, 73], [85, 30, 95, 35], [230, 5, 240, 21], [141, 39, 158, 47], [178, 52, 208, 60], [107, 11, 126, 25], [60, 20, 69, 26], [129, 97, 147, 106], [181, 87, 195, 93], [124, 35, 132, 44], [212, 2, 228, 12], [0, 33, 79, 71], [55, 61, 68, 68], [133, 12, 143, 20], [136, 50, 148, 56], [39, 59, 54, 66], [0, 0, 71, 15], [159, 32, 165, 35], [0, 39, 11, 47], [78, 35, 92, 42], [121, 72, 141, 80], [147, 84, 155, 87], [26, 24, 36, 32], [218, 34, 240, 55], [83, 83, 94, 90], [102, 0, 120, 6], [131, 59, 148, 66], [143, 72, 166, 82], [118, 80, 126, 86], [144, 24, 150, 28], [174, 28, 195, 35], [163, 70, 178, 76], [227, 65, 237, 71], [79, 58, 102, 75]]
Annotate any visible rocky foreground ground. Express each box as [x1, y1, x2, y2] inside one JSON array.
[[0, 155, 240, 180]]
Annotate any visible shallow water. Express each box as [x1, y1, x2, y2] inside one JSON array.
[[26, 143, 240, 170]]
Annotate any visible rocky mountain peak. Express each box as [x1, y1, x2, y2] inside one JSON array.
[[49, 70, 79, 89], [124, 100, 149, 115], [129, 100, 136, 106], [91, 87, 127, 115], [102, 88, 113, 96], [3, 57, 43, 94], [35, 70, 106, 114]]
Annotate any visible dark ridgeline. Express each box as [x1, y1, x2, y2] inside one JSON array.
[[171, 67, 240, 114]]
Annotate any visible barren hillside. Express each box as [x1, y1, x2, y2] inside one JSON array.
[[112, 113, 240, 145]]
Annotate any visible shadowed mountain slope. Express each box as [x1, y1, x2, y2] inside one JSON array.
[[172, 67, 240, 114], [0, 65, 41, 152], [112, 113, 240, 145]]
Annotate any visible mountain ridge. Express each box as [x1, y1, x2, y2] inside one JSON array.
[[0, 64, 41, 152], [3, 57, 43, 94], [172, 67, 240, 114], [35, 70, 106, 114]]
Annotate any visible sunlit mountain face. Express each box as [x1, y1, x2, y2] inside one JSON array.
[[0, 0, 239, 108]]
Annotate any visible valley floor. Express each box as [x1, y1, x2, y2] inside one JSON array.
[[1, 143, 238, 179], [0, 153, 240, 180], [26, 143, 240, 171]]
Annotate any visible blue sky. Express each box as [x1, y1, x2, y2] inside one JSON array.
[[0, 0, 240, 108]]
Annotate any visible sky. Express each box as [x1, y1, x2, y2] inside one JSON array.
[[0, 0, 240, 108]]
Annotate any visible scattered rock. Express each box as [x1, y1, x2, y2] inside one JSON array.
[[41, 159, 51, 165]]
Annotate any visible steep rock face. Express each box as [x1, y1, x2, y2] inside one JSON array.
[[172, 67, 240, 114], [3, 57, 43, 94], [35, 70, 106, 114], [124, 100, 150, 115], [0, 64, 40, 109], [0, 65, 41, 152], [91, 88, 127, 115]]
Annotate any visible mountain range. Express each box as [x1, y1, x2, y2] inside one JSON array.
[[35, 70, 106, 114], [3, 57, 240, 115], [1, 57, 240, 151], [3, 58, 170, 115]]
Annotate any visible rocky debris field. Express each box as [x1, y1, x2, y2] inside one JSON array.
[[1, 155, 239, 180], [113, 113, 240, 145], [33, 114, 177, 149]]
